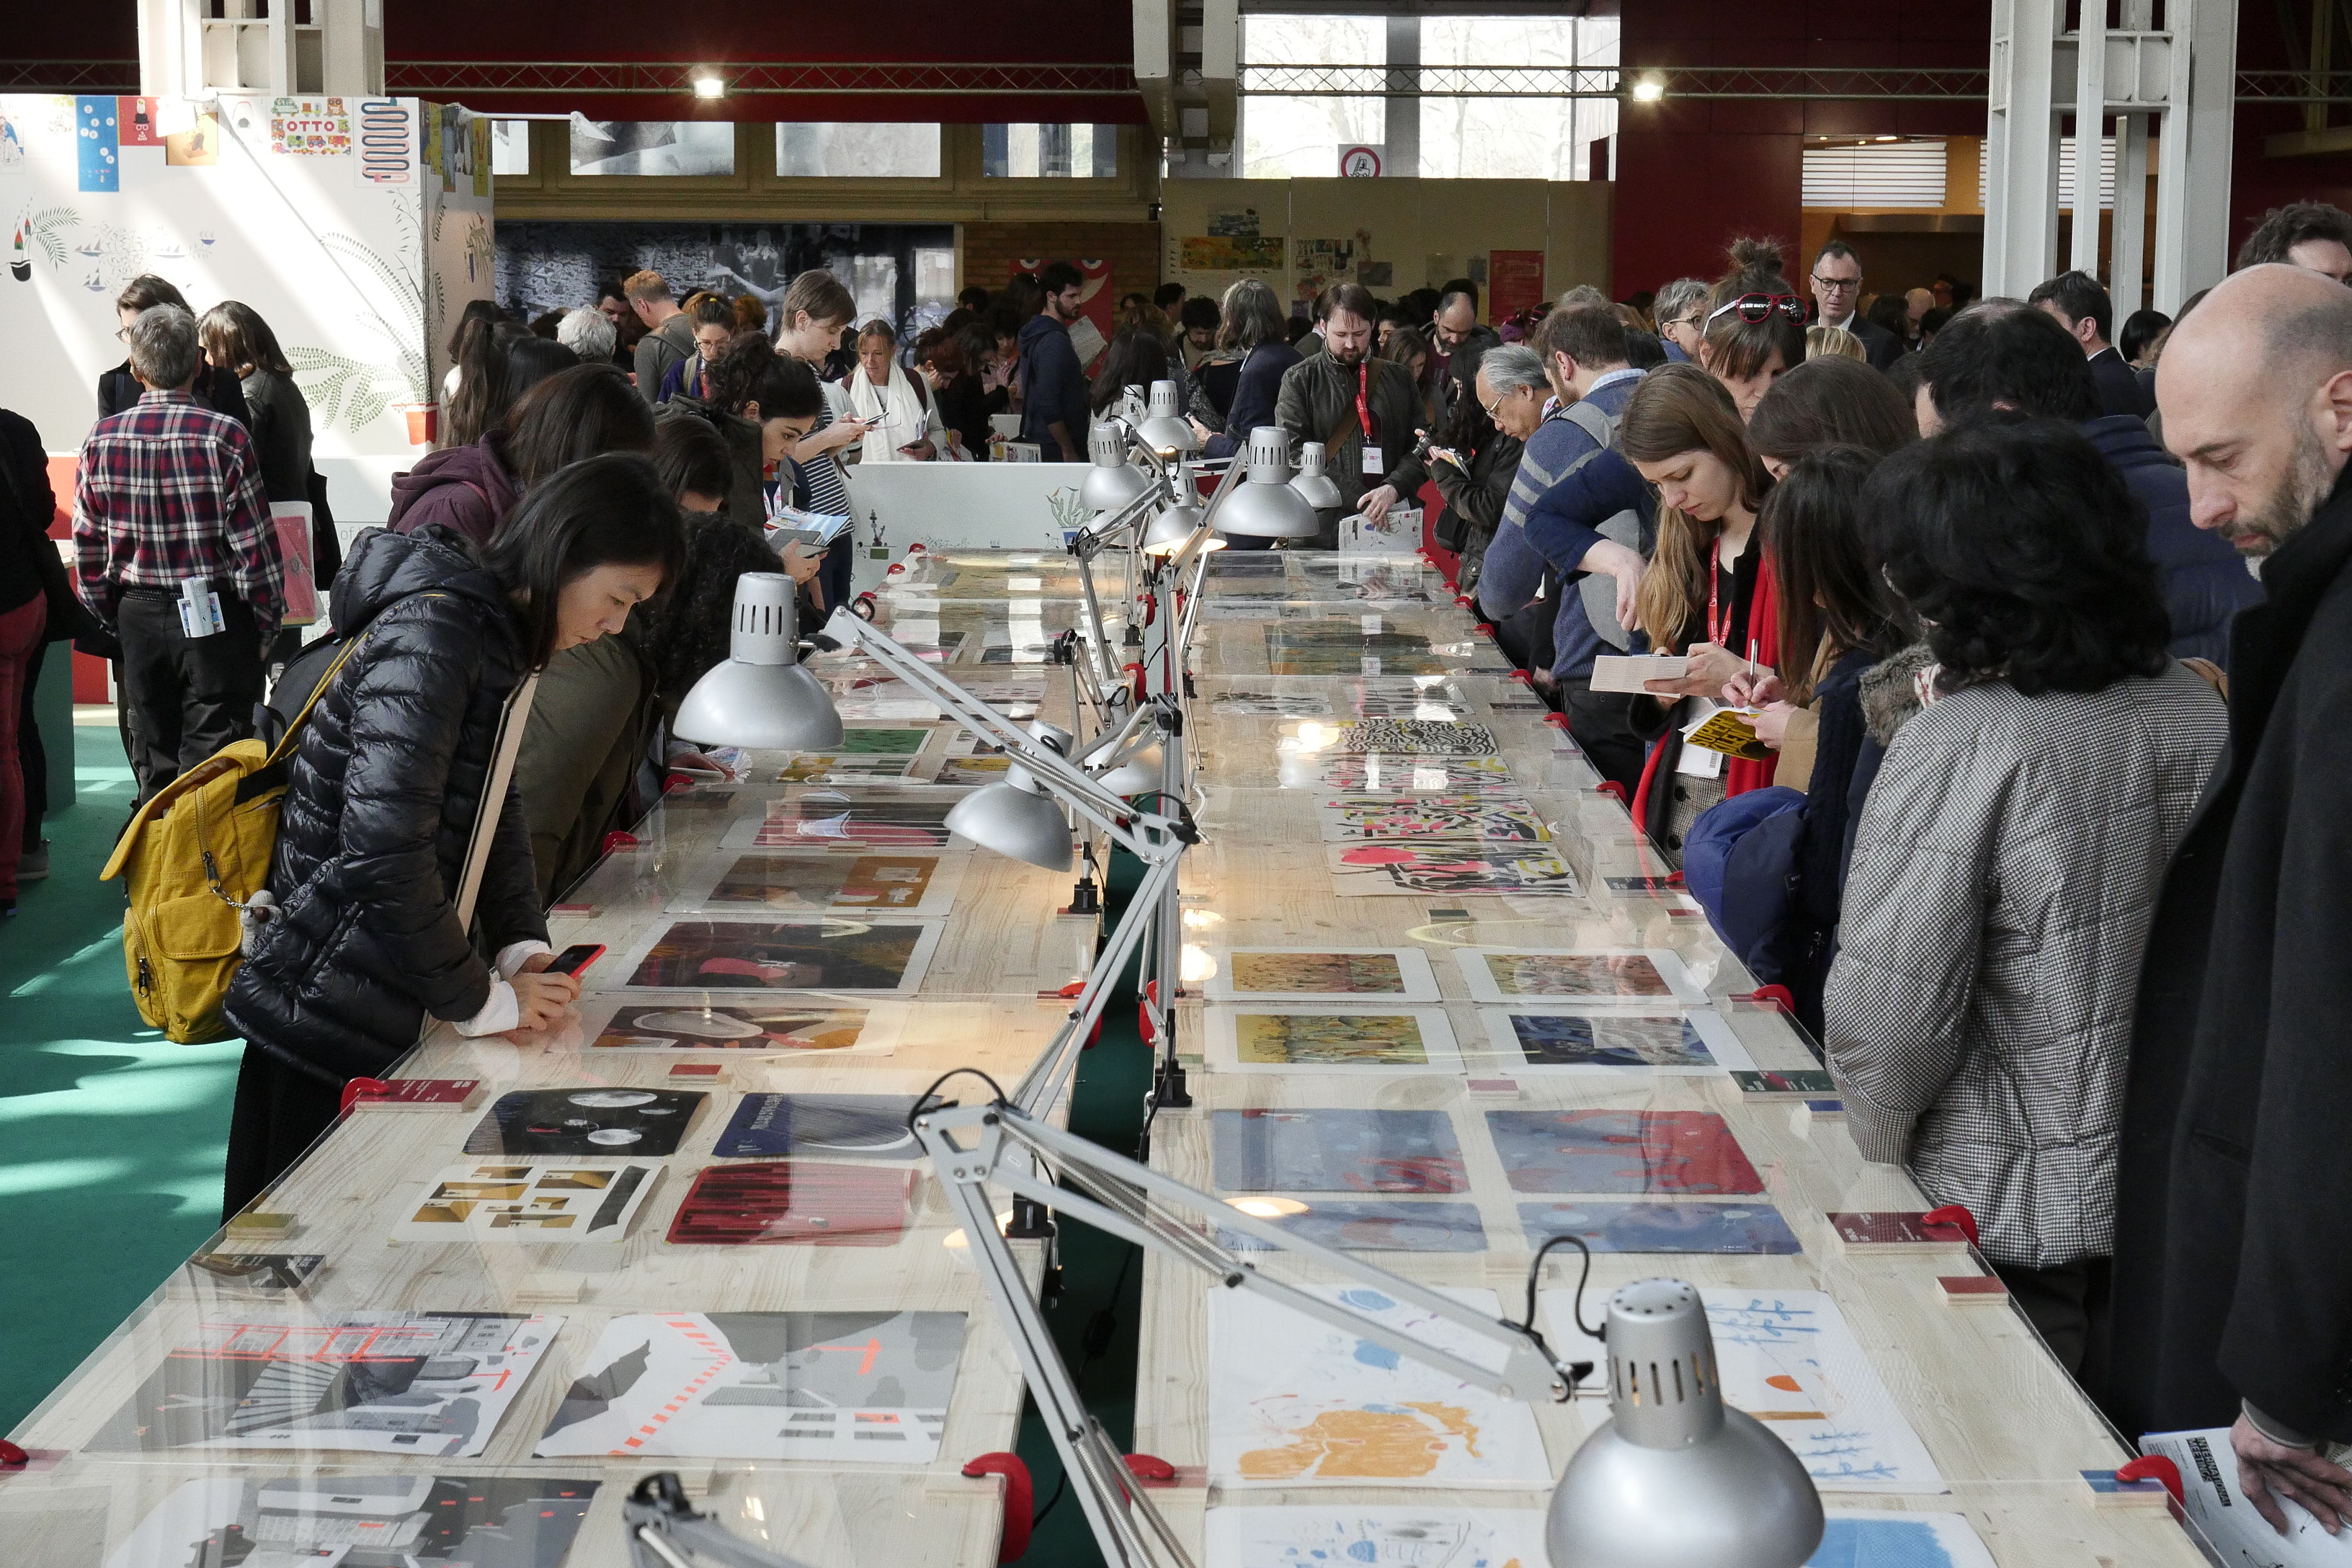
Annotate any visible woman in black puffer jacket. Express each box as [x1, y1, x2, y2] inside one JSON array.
[[220, 455, 683, 1218]]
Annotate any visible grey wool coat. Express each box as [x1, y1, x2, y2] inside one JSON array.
[[1823, 660, 2227, 1270]]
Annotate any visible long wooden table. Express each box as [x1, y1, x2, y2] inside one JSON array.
[[1, 544, 2207, 1567]]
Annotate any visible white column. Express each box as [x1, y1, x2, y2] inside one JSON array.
[[1984, 0, 2062, 296], [2177, 0, 2239, 300], [1384, 14, 1419, 177], [136, 0, 201, 99], [2070, 0, 2108, 278], [319, 0, 386, 97], [2113, 111, 2150, 313]]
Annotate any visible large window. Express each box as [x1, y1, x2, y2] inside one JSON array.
[[1420, 15, 1616, 180], [1239, 14, 1383, 179], [984, 124, 1119, 179], [1976, 137, 2115, 210], [569, 119, 735, 177], [777, 122, 942, 178]]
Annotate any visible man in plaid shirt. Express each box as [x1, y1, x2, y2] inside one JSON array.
[[74, 304, 282, 803]]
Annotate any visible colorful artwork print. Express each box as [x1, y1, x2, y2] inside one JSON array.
[[1337, 718, 1500, 756], [1231, 953, 1399, 993], [1517, 1200, 1802, 1255], [1218, 1009, 1461, 1072], [1328, 844, 1582, 897], [395, 1162, 662, 1244], [590, 1002, 875, 1052], [620, 917, 934, 993], [715, 1093, 926, 1162], [1542, 1291, 1946, 1493], [1208, 1286, 1551, 1486], [464, 1088, 705, 1157], [1317, 792, 1548, 843], [534, 1310, 966, 1462], [92, 1311, 561, 1456], [1212, 1109, 1466, 1194], [1213, 947, 1440, 1002], [1480, 1010, 1753, 1074], [104, 1474, 600, 1568], [935, 757, 1011, 785], [833, 726, 933, 754], [722, 797, 962, 850], [1455, 947, 1699, 1004], [1219, 1200, 1487, 1253], [667, 1161, 914, 1246], [1202, 1506, 1547, 1568], [1265, 625, 1456, 675], [1284, 754, 1518, 793], [1807, 1513, 2000, 1567], [686, 850, 952, 915], [1484, 1110, 1764, 1194]]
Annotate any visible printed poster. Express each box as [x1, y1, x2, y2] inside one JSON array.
[[1207, 1005, 1466, 1075], [1208, 1285, 1551, 1487], [92, 1311, 562, 1457], [76, 94, 119, 192], [116, 97, 165, 148], [269, 96, 351, 156], [1487, 249, 1546, 323], [2142, 1426, 2352, 1566], [1203, 947, 1442, 1003], [1203, 1505, 1546, 1568], [1544, 1289, 1947, 1493], [1485, 1108, 1764, 1194], [1455, 947, 1706, 1004], [1216, 1200, 1488, 1255], [352, 97, 416, 187], [1212, 1108, 1467, 1195], [1479, 1008, 1756, 1074], [393, 1160, 664, 1245], [164, 112, 219, 167], [584, 997, 895, 1054], [104, 1474, 600, 1568], [1181, 235, 1286, 272], [535, 1310, 966, 1462]]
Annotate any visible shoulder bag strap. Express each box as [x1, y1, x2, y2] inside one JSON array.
[[453, 670, 540, 932]]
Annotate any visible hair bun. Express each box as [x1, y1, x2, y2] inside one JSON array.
[[1727, 236, 1787, 277]]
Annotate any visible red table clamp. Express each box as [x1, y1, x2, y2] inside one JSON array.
[[338, 1077, 391, 1115], [602, 831, 640, 855], [961, 1452, 1034, 1562], [1123, 1453, 1177, 1487], [1509, 669, 1533, 686], [0, 1439, 27, 1468], [1922, 1203, 1982, 1247], [1593, 780, 1630, 803], [2115, 1454, 2185, 1503], [1737, 984, 1795, 1012]]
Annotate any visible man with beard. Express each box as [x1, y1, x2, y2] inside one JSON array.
[[1276, 282, 1423, 548], [2108, 263, 2352, 1536]]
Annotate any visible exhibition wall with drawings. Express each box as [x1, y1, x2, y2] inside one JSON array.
[[0, 93, 491, 524]]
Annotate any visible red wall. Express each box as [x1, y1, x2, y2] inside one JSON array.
[[1612, 0, 1990, 295]]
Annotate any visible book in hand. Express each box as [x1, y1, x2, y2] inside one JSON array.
[[1588, 654, 1690, 694], [765, 504, 853, 556]]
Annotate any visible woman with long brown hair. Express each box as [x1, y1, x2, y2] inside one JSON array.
[[1696, 237, 1807, 422], [1618, 362, 1778, 856]]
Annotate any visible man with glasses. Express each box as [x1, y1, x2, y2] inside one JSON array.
[[1809, 241, 1903, 370]]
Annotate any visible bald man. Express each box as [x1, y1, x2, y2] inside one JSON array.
[[2108, 263, 2352, 1534]]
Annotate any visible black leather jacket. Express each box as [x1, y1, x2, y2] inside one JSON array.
[[224, 525, 545, 1081]]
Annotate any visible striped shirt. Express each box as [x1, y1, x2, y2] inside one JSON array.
[[74, 389, 282, 641]]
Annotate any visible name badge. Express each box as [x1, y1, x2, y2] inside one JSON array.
[[1360, 444, 1384, 474]]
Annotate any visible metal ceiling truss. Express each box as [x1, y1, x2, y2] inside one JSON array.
[[9, 57, 2352, 104]]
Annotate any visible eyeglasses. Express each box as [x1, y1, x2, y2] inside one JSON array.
[[1810, 273, 1863, 293], [115, 326, 133, 343], [1706, 293, 1806, 326]]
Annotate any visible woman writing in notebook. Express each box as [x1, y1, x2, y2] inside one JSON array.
[[1615, 363, 1780, 859]]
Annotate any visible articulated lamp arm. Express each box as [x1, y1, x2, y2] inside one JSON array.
[[624, 1474, 819, 1568]]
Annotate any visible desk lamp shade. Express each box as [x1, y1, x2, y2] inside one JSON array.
[[945, 721, 1077, 870], [1141, 496, 1211, 556], [1096, 741, 1163, 798], [1081, 420, 1155, 513], [1218, 427, 1320, 540], [1138, 379, 1201, 458], [1288, 440, 1344, 513], [673, 573, 845, 752], [1545, 1279, 1823, 1568]]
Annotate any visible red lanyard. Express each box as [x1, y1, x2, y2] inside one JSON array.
[[1354, 361, 1375, 447], [1706, 537, 1730, 648]]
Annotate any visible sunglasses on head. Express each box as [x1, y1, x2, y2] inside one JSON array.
[[1707, 293, 1807, 325]]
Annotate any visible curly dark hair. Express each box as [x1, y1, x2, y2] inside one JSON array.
[[1864, 418, 2172, 696]]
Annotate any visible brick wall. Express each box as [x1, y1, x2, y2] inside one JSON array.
[[962, 222, 1163, 298]]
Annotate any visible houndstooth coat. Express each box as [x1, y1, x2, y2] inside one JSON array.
[[1823, 660, 2227, 1270]]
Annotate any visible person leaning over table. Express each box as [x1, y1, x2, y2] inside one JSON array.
[[220, 456, 685, 1219], [1822, 418, 2224, 1378], [1277, 282, 1424, 548]]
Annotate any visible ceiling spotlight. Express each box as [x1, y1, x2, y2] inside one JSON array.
[[1631, 76, 1666, 102], [692, 74, 727, 99]]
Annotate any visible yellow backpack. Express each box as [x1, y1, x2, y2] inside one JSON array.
[[101, 634, 368, 1043]]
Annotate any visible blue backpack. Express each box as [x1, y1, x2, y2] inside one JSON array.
[[1682, 786, 1805, 980]]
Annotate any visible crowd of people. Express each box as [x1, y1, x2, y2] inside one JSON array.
[[9, 195, 2352, 1534]]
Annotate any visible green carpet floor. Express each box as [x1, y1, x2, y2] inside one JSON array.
[[0, 726, 244, 1436]]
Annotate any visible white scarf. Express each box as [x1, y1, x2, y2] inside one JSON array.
[[845, 360, 930, 463]]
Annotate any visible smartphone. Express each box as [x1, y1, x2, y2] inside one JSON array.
[[548, 943, 606, 979]]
